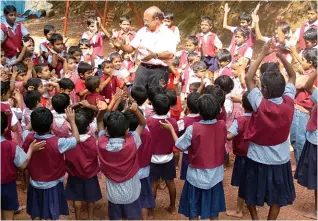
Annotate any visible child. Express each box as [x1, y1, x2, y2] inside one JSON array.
[[68, 46, 82, 64], [47, 33, 66, 77], [25, 78, 46, 108], [79, 38, 96, 68], [147, 93, 178, 215], [238, 43, 296, 220], [21, 90, 42, 130], [228, 27, 253, 62], [64, 112, 102, 220], [61, 55, 79, 103], [97, 100, 146, 220], [196, 16, 223, 72], [1, 111, 45, 220], [85, 76, 106, 110], [51, 93, 72, 138], [109, 52, 130, 82], [39, 24, 56, 63], [75, 62, 93, 100], [0, 5, 29, 64], [225, 91, 253, 218], [177, 36, 199, 70], [59, 78, 77, 105], [22, 107, 80, 220], [22, 37, 40, 66], [122, 52, 135, 75], [167, 58, 180, 90], [145, 86, 165, 118], [223, 3, 259, 47], [160, 94, 227, 219], [216, 49, 233, 77], [163, 11, 180, 44], [112, 16, 136, 45], [187, 61, 211, 94], [12, 62, 33, 93], [131, 85, 148, 114], [294, 63, 317, 220]]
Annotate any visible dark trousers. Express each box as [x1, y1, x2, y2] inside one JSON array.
[[133, 64, 169, 90]]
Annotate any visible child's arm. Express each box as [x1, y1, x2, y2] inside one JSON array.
[[227, 132, 235, 140], [304, 70, 317, 95], [50, 53, 58, 68], [111, 93, 124, 111], [227, 119, 239, 140], [223, 3, 233, 31], [197, 76, 206, 94], [65, 106, 80, 143], [23, 61, 33, 86], [89, 47, 95, 68], [252, 14, 266, 42], [79, 100, 99, 112], [63, 58, 68, 75], [250, 3, 261, 28], [9, 66, 17, 92], [12, 89, 23, 111], [99, 75, 112, 91], [130, 102, 146, 137], [96, 100, 109, 132], [78, 89, 89, 98], [159, 119, 179, 142], [97, 17, 111, 39], [276, 48, 296, 85], [18, 140, 46, 170], [13, 40, 32, 65]]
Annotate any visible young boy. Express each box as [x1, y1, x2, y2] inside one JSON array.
[[177, 36, 199, 70], [131, 85, 148, 114], [109, 52, 130, 82], [97, 100, 146, 220], [187, 61, 211, 94], [75, 62, 93, 101], [22, 91, 42, 130], [163, 11, 180, 44], [39, 24, 56, 63], [58, 78, 75, 100], [47, 33, 66, 77], [147, 93, 178, 215], [85, 76, 105, 111], [112, 16, 136, 45]]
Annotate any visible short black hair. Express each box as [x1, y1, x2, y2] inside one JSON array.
[[87, 16, 97, 26], [307, 1, 317, 12], [85, 76, 100, 93], [16, 63, 26, 74], [109, 52, 122, 62], [79, 38, 90, 47], [192, 61, 207, 73], [147, 86, 165, 103], [303, 48, 318, 69], [260, 62, 280, 74], [201, 16, 212, 26], [234, 27, 250, 39], [163, 11, 174, 20], [4, 5, 16, 15], [189, 82, 201, 92], [59, 78, 75, 90], [49, 33, 63, 45], [239, 12, 252, 24], [198, 94, 221, 120], [124, 108, 143, 131], [204, 85, 225, 106], [152, 94, 170, 115], [261, 70, 286, 98], [101, 60, 112, 70], [166, 89, 177, 106], [119, 15, 131, 24], [68, 46, 82, 55], [34, 64, 49, 74], [22, 36, 35, 45], [25, 78, 42, 90], [31, 107, 53, 135], [24, 91, 41, 109], [131, 86, 148, 106], [78, 62, 92, 75], [187, 36, 198, 46], [1, 81, 10, 96], [187, 52, 200, 64], [279, 22, 291, 35], [1, 111, 8, 134], [304, 28, 317, 42], [105, 111, 129, 138], [217, 49, 232, 63], [44, 24, 55, 36], [187, 92, 200, 114], [75, 113, 90, 134], [65, 54, 77, 62], [52, 93, 70, 113], [242, 91, 253, 112], [75, 107, 95, 123], [214, 75, 234, 94]]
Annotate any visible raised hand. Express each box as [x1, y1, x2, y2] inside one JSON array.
[[65, 106, 76, 123], [224, 3, 231, 13]]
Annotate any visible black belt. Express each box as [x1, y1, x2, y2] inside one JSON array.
[[141, 63, 165, 69]]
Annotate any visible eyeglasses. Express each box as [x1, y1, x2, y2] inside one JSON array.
[[143, 18, 156, 26]]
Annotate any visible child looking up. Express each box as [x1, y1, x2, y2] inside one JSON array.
[[47, 33, 66, 77], [112, 16, 136, 45], [109, 52, 130, 83], [68, 46, 82, 64], [75, 62, 93, 100], [163, 11, 180, 44], [39, 24, 56, 63]]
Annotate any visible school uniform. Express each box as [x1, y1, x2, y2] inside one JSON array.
[[218, 64, 233, 77], [65, 134, 102, 202], [82, 31, 105, 67], [98, 130, 142, 220], [196, 31, 223, 72], [112, 29, 136, 45], [228, 26, 256, 48], [217, 105, 227, 123], [1, 137, 28, 211], [39, 40, 50, 63], [293, 20, 317, 50], [147, 115, 178, 181], [228, 113, 252, 187], [22, 130, 77, 220], [51, 110, 72, 138], [47, 49, 66, 77], [294, 88, 318, 190], [239, 83, 296, 207], [1, 101, 19, 140], [228, 42, 253, 62], [21, 108, 32, 130], [75, 78, 86, 100], [177, 114, 202, 180], [100, 75, 122, 103], [176, 119, 227, 219], [86, 92, 106, 106]]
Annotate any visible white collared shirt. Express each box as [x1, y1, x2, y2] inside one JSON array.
[[293, 20, 318, 43]]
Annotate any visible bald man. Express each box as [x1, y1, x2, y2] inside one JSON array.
[[113, 6, 177, 89]]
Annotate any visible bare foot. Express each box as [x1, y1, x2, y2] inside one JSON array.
[[226, 210, 243, 218], [149, 208, 154, 219], [303, 211, 317, 220], [165, 206, 177, 215]]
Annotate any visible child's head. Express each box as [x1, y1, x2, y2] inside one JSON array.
[[58, 78, 75, 95], [260, 62, 280, 74], [239, 12, 252, 27], [163, 11, 174, 28], [186, 92, 200, 114], [187, 52, 201, 66], [124, 108, 141, 131], [1, 111, 8, 135], [78, 62, 93, 79], [35, 64, 51, 80], [104, 111, 129, 138], [122, 52, 130, 61], [147, 86, 165, 103], [79, 39, 91, 55], [214, 75, 234, 94], [85, 76, 100, 93], [185, 36, 199, 53], [68, 46, 82, 63], [234, 27, 249, 46], [131, 85, 148, 106], [87, 16, 98, 33], [197, 94, 220, 120], [75, 107, 95, 123], [101, 61, 113, 75], [204, 85, 225, 106], [260, 69, 286, 99], [0, 81, 11, 101], [25, 78, 44, 94], [166, 89, 177, 107], [75, 113, 90, 134], [303, 48, 317, 70], [109, 52, 122, 70], [217, 49, 232, 67], [31, 107, 53, 135], [4, 5, 17, 26], [43, 24, 56, 41], [22, 36, 35, 53], [15, 63, 27, 81], [306, 2, 317, 23], [52, 93, 70, 114], [279, 22, 291, 36], [152, 94, 170, 115], [242, 91, 253, 112], [119, 16, 132, 32], [49, 33, 64, 53], [65, 54, 77, 71], [189, 82, 201, 93], [192, 61, 207, 78], [24, 90, 42, 110], [17, 51, 32, 66], [200, 16, 212, 33], [304, 28, 317, 49]]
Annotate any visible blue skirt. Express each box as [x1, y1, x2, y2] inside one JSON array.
[[1, 181, 19, 211], [238, 158, 295, 207], [294, 140, 317, 190], [108, 197, 142, 220], [65, 175, 102, 202], [178, 181, 226, 219], [231, 156, 247, 187], [180, 153, 189, 180], [140, 176, 155, 209], [204, 56, 219, 72], [27, 182, 69, 220]]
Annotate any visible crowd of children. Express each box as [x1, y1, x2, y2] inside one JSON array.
[[0, 2, 317, 220]]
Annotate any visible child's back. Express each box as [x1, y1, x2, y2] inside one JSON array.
[[51, 94, 72, 138]]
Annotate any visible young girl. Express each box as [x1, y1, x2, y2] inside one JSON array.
[[228, 27, 253, 62], [39, 24, 56, 63], [239, 43, 296, 220], [177, 36, 199, 71]]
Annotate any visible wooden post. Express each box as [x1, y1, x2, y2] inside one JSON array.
[[63, 0, 70, 36], [127, 0, 143, 27], [102, 0, 109, 26]]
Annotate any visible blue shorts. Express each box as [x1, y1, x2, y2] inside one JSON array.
[[1, 181, 19, 211]]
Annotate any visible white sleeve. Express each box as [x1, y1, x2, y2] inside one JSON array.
[[229, 26, 237, 33], [82, 33, 89, 39], [11, 109, 18, 126], [0, 29, 6, 41], [20, 24, 29, 37], [174, 27, 181, 44], [244, 47, 253, 60], [293, 28, 301, 43], [214, 35, 223, 49], [224, 98, 233, 115], [130, 28, 144, 49]]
